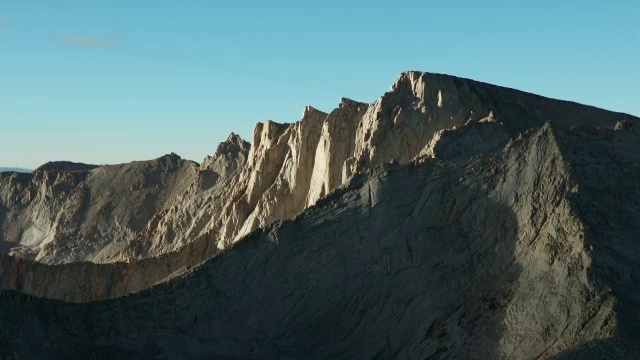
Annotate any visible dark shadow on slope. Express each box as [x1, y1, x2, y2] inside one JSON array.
[[553, 124, 640, 357], [0, 160, 524, 359]]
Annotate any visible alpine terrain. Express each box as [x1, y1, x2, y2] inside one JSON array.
[[0, 71, 638, 359]]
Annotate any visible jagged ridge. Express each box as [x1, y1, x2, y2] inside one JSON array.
[[1, 71, 635, 266]]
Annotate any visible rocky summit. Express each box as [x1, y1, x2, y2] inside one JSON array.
[[0, 71, 639, 359]]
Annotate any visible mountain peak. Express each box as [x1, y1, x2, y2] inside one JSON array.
[[34, 161, 99, 172], [216, 132, 250, 158]]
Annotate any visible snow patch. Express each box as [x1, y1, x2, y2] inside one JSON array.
[[20, 226, 45, 247]]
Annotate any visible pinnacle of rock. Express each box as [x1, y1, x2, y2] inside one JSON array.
[[201, 132, 250, 174]]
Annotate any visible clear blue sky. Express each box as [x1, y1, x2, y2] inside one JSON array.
[[1, 1, 639, 168]]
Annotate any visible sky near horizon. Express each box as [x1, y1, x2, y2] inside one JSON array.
[[1, 1, 639, 168]]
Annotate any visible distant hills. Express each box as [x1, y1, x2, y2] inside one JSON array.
[[0, 161, 100, 173], [0, 167, 31, 173]]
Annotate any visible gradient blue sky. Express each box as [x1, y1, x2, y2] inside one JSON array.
[[1, 1, 639, 168]]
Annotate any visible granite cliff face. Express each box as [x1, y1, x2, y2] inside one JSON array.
[[0, 71, 638, 359]]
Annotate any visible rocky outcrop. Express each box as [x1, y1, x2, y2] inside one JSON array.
[[114, 135, 251, 259], [415, 118, 511, 162], [211, 101, 368, 244], [1, 123, 638, 359], [200, 132, 250, 176]]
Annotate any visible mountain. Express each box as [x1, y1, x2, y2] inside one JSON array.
[[0, 71, 638, 359], [0, 72, 634, 265], [34, 161, 100, 172]]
